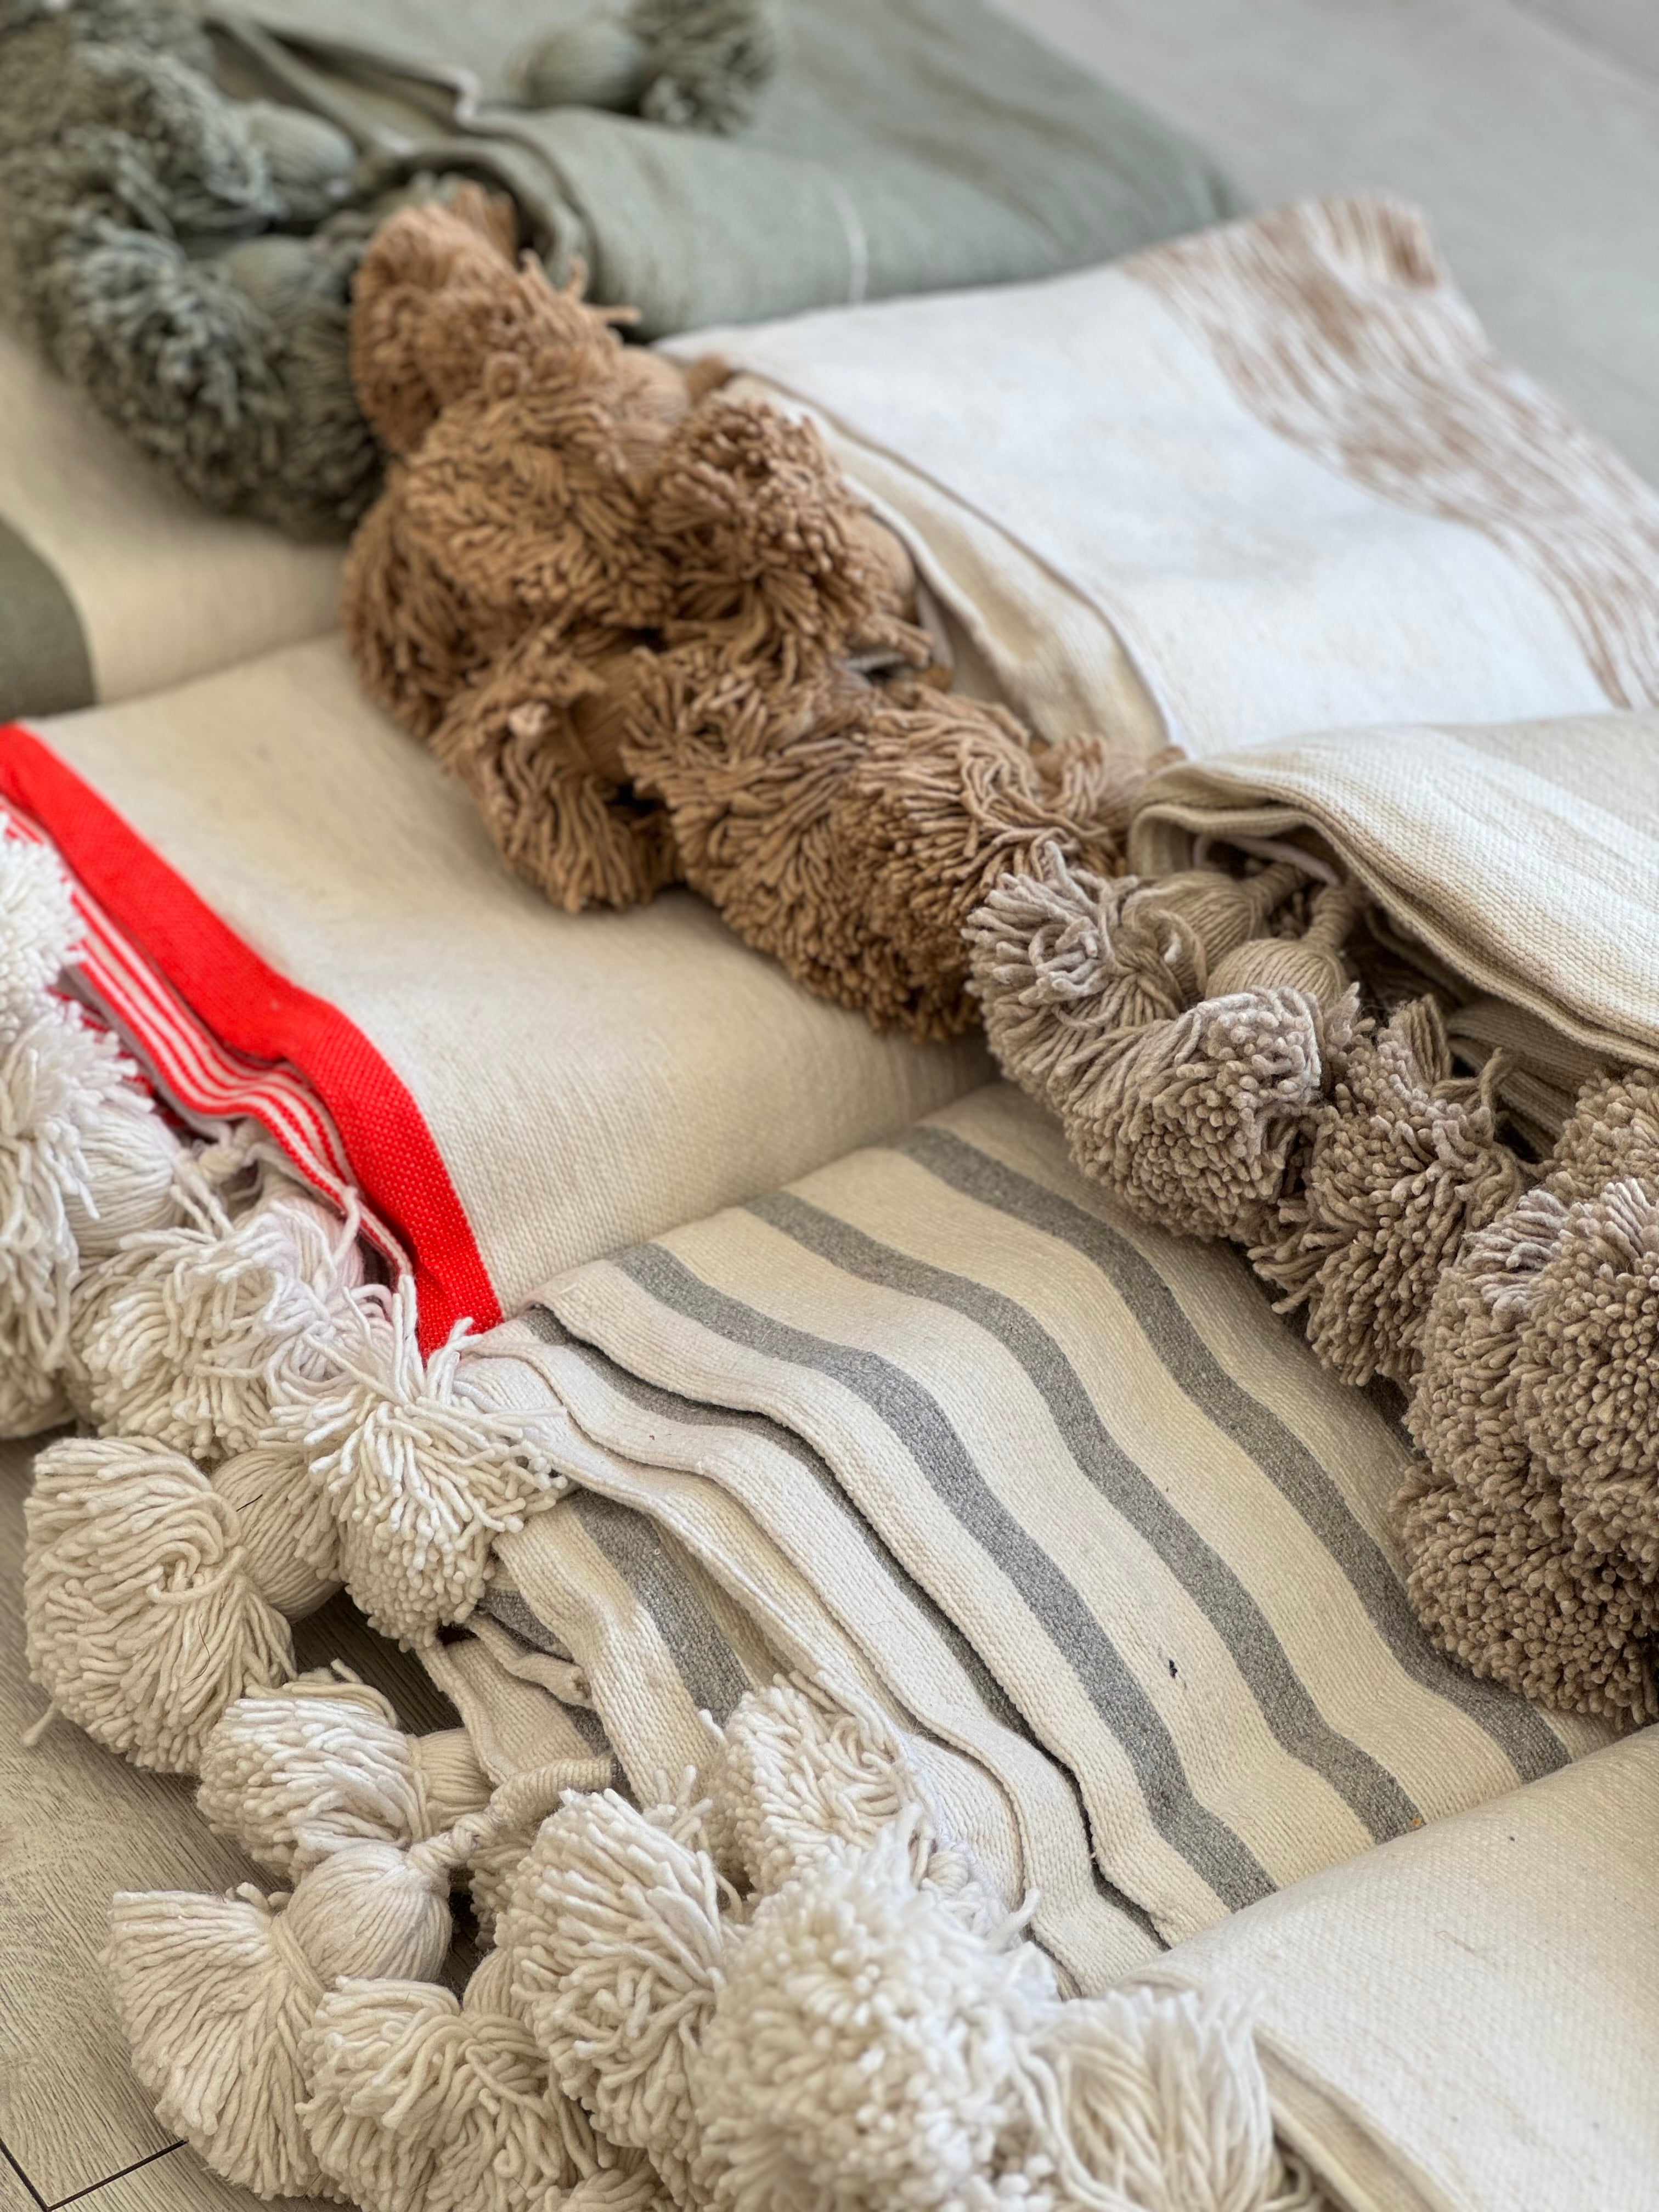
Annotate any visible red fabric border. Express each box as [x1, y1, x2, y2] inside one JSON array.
[[0, 722, 500, 1350]]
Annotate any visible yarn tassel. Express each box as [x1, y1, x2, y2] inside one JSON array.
[[1255, 995, 1528, 1387], [302, 1941, 616, 2211], [106, 1829, 467, 2200], [23, 1435, 339, 1771], [267, 1277, 568, 1645], [199, 1672, 494, 1879], [501, 1681, 1316, 2212], [509, 1783, 735, 2205], [964, 854, 1303, 1113], [1, 1001, 192, 1435], [508, 0, 782, 136], [65, 1182, 369, 1454], [1400, 1070, 1659, 1719]]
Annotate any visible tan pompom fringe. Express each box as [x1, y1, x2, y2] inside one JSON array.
[[342, 195, 1142, 1045], [963, 851, 1304, 1117], [199, 1671, 494, 1880], [1255, 996, 1527, 1389], [973, 847, 1659, 1719], [1401, 1073, 1659, 1719]]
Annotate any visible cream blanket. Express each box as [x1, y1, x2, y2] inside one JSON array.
[[1130, 708, 1659, 1077], [674, 196, 1659, 754], [0, 332, 342, 721], [1143, 1729, 1659, 2212], [5, 637, 986, 1327], [448, 1083, 1609, 1983]]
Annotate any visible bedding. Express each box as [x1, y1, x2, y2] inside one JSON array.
[[0, 329, 342, 720], [971, 708, 1659, 1721], [215, 0, 1238, 338], [1138, 1729, 1659, 2212], [0, 0, 1232, 538], [78, 1075, 1633, 2208], [457, 1080, 1610, 1969], [676, 196, 1659, 752], [0, 636, 988, 1338], [338, 190, 1659, 1058]]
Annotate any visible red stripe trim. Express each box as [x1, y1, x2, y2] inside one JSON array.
[[0, 723, 499, 1349]]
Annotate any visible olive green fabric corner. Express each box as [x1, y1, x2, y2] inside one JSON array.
[[215, 0, 1241, 337], [0, 520, 94, 724]]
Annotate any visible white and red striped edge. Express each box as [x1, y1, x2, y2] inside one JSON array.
[[2, 799, 410, 1279]]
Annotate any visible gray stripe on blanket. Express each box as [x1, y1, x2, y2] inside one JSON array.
[[614, 1240, 1275, 1914], [0, 516, 94, 720], [516, 1304, 1166, 1948], [571, 1489, 754, 1724], [751, 1188, 1423, 1844], [894, 1126, 1568, 1784], [476, 1587, 611, 1752]]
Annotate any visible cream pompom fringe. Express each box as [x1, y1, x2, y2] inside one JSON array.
[[1, 833, 567, 1772], [109, 1678, 1331, 2212]]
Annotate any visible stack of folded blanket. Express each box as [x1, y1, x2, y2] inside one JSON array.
[[0, 0, 1232, 557], [2, 13, 1657, 2206]]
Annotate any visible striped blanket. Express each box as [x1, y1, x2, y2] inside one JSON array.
[[452, 1080, 1611, 1973], [0, 331, 342, 722]]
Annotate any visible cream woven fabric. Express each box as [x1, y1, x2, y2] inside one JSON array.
[[1130, 708, 1659, 1073], [454, 1082, 1610, 1998], [31, 637, 989, 1313], [675, 196, 1659, 754], [1142, 1730, 1659, 2212]]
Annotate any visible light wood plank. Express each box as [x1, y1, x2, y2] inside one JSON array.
[[0, 1437, 399, 2205], [0, 2148, 41, 2211], [64, 2143, 321, 2211]]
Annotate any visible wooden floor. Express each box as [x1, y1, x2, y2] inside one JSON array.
[[5, 0, 1659, 2203], [0, 1436, 454, 2210]]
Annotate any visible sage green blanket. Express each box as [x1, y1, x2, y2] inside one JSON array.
[[213, 0, 1238, 336]]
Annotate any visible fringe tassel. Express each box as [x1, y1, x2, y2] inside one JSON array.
[[198, 1672, 494, 1879], [113, 1682, 1319, 2209], [268, 1279, 568, 1646]]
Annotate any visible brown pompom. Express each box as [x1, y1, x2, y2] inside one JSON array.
[[1398, 1073, 1659, 1719], [622, 659, 1132, 1037], [1256, 997, 1528, 1387], [433, 628, 679, 912], [342, 193, 1128, 1000], [349, 185, 527, 457]]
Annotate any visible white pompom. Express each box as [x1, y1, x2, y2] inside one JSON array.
[[0, 835, 78, 1020], [24, 1436, 295, 1772], [199, 1672, 491, 1880], [64, 1082, 190, 1260], [0, 1002, 144, 1430], [210, 1443, 341, 1620], [272, 1278, 565, 1645], [1021, 1986, 1300, 2212], [509, 1787, 733, 2204], [67, 1184, 368, 1459], [720, 1678, 926, 1895], [692, 1813, 1055, 2212], [107, 1840, 455, 2201], [302, 1945, 606, 2212], [106, 1884, 334, 2201]]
